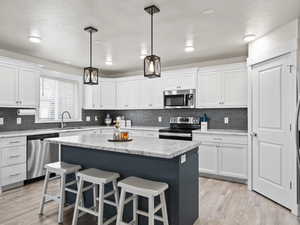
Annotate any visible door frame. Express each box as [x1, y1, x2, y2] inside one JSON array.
[[247, 52, 299, 215]]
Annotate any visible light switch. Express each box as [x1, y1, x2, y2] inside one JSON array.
[[181, 154, 186, 164], [94, 116, 98, 121], [224, 117, 229, 124], [158, 116, 162, 123], [17, 117, 22, 125], [86, 116, 91, 122], [0, 117, 4, 125]]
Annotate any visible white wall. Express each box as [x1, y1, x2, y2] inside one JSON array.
[[248, 19, 299, 65]]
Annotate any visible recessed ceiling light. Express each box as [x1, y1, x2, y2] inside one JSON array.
[[243, 34, 256, 42], [202, 9, 215, 15], [105, 61, 112, 66], [185, 46, 195, 52], [29, 35, 41, 43]]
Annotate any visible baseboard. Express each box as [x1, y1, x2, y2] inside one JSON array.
[[199, 172, 248, 184], [0, 181, 24, 193]]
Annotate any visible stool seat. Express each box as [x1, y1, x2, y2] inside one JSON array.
[[118, 176, 168, 197], [45, 162, 82, 174], [77, 168, 120, 184]]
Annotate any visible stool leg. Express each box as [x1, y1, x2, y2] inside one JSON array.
[[39, 170, 50, 215], [116, 189, 126, 225], [58, 174, 66, 224], [112, 180, 119, 207], [133, 194, 138, 225], [72, 177, 84, 225], [98, 183, 104, 225], [148, 197, 155, 225], [93, 184, 98, 211], [160, 192, 169, 225]]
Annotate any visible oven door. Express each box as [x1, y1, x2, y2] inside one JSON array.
[[159, 132, 192, 141]]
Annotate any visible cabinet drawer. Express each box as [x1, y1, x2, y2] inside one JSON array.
[[193, 133, 247, 145], [1, 145, 26, 167], [0, 136, 26, 147], [0, 163, 26, 186]]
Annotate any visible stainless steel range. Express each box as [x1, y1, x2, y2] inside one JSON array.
[[159, 117, 200, 141]]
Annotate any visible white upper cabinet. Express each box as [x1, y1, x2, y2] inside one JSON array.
[[99, 80, 116, 109], [0, 63, 19, 107], [162, 69, 197, 90], [18, 68, 39, 108], [197, 72, 222, 107], [0, 62, 39, 108], [197, 63, 247, 108], [116, 79, 140, 109], [83, 84, 101, 109], [139, 78, 163, 109]]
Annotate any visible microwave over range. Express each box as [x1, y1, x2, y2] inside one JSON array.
[[163, 89, 196, 109]]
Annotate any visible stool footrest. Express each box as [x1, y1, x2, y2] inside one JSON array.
[[78, 206, 98, 216], [124, 195, 135, 205], [136, 210, 164, 222], [104, 190, 115, 198], [103, 215, 117, 225], [65, 188, 77, 194], [104, 199, 117, 207], [45, 194, 60, 202], [154, 203, 162, 213], [48, 175, 60, 181]]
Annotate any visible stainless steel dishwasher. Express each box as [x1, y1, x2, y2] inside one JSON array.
[[27, 133, 59, 180]]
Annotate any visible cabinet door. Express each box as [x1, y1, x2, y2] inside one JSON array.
[[162, 72, 196, 90], [218, 144, 247, 179], [222, 69, 248, 107], [117, 80, 139, 109], [139, 78, 163, 109], [197, 72, 222, 108], [0, 63, 18, 106], [100, 81, 116, 109], [198, 143, 218, 174], [83, 84, 100, 109], [18, 68, 39, 108]]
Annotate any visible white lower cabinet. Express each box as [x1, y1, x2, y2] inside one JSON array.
[[0, 137, 27, 191], [194, 133, 248, 182]]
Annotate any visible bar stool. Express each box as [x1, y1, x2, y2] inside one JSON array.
[[39, 161, 87, 224], [72, 168, 120, 225], [117, 176, 169, 225]]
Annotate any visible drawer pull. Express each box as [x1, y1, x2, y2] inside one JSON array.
[[213, 138, 223, 141], [9, 141, 21, 144], [9, 155, 21, 158], [9, 173, 21, 177]]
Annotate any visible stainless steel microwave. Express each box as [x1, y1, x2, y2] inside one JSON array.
[[163, 89, 196, 109]]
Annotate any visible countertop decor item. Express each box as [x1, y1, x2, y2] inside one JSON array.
[[108, 138, 133, 142], [83, 26, 99, 85], [144, 5, 161, 78]]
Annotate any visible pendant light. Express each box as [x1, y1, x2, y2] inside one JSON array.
[[144, 5, 161, 78], [83, 26, 99, 85]]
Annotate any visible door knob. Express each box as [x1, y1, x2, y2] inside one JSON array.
[[250, 132, 258, 137]]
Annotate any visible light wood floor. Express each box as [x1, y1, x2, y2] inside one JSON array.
[[0, 178, 299, 225]]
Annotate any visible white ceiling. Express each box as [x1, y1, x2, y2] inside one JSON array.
[[0, 0, 299, 75]]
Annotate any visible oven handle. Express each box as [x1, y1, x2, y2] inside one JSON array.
[[159, 132, 192, 137]]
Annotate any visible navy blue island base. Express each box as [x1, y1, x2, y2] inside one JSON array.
[[61, 145, 199, 225]]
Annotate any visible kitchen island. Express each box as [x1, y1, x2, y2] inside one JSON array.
[[45, 134, 200, 225]]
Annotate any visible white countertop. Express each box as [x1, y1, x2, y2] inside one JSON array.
[[45, 134, 200, 159], [192, 129, 248, 136], [0, 126, 166, 138]]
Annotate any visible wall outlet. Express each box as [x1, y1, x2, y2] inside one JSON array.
[[224, 117, 229, 124], [94, 116, 98, 121], [86, 116, 91, 122], [17, 117, 22, 125], [158, 116, 162, 123], [0, 117, 4, 125]]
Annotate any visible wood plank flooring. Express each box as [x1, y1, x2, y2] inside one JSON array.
[[0, 177, 299, 225]]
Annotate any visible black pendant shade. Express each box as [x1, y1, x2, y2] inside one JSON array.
[[83, 26, 99, 85], [144, 5, 161, 78]]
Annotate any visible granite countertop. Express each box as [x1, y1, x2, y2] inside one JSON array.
[[0, 126, 166, 138], [192, 129, 248, 136], [45, 134, 201, 159]]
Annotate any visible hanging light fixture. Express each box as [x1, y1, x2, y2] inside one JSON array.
[[83, 26, 99, 85], [144, 5, 161, 78]]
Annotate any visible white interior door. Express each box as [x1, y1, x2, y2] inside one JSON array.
[[252, 55, 293, 208]]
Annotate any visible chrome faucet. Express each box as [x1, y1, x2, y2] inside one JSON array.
[[61, 111, 71, 129]]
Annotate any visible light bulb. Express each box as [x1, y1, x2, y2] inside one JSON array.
[[149, 61, 155, 73]]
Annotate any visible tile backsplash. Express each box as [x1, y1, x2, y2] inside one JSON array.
[[0, 108, 247, 131]]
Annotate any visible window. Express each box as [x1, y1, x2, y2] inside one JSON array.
[[38, 76, 81, 122]]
